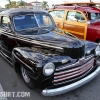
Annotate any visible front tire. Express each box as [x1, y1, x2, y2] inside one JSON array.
[[21, 66, 34, 89]]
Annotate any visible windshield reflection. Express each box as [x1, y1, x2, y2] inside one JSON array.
[[13, 14, 54, 32]]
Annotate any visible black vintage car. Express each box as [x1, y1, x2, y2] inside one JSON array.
[[0, 8, 100, 96]]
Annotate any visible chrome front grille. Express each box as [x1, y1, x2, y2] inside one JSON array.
[[53, 56, 95, 85]]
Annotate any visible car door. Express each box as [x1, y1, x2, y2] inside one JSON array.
[[0, 16, 17, 58], [63, 10, 88, 39], [49, 10, 65, 33]]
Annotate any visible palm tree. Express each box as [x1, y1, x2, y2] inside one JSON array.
[[11, 1, 17, 8], [5, 4, 10, 8], [18, 0, 25, 6], [7, 0, 12, 8], [42, 1, 48, 9]]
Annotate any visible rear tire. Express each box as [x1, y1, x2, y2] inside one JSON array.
[[21, 65, 34, 89]]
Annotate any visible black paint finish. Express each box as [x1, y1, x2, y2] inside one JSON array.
[[0, 8, 98, 89]]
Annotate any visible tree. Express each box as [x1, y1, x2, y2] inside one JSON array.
[[11, 1, 17, 8], [18, 0, 25, 6], [42, 1, 48, 9], [7, 0, 12, 8], [5, 0, 17, 8], [5, 0, 25, 8], [5, 4, 10, 8]]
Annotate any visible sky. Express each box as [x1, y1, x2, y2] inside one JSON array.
[[0, 0, 100, 8]]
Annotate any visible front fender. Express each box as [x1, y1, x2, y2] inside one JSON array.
[[12, 47, 46, 72], [12, 47, 76, 88], [12, 47, 73, 71]]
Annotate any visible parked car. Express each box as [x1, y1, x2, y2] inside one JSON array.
[[49, 2, 100, 43], [0, 8, 100, 96], [0, 8, 6, 12]]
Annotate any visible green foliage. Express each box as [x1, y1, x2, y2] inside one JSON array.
[[5, 0, 25, 8], [18, 0, 25, 6], [6, 0, 12, 8], [7, 0, 11, 5], [42, 1, 48, 8], [5, 4, 10, 8], [11, 1, 17, 8]]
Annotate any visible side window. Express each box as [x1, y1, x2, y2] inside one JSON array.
[[67, 11, 86, 23], [56, 10, 65, 19], [1, 16, 10, 28], [35, 14, 53, 27], [91, 13, 100, 20], [42, 15, 53, 26], [49, 11, 57, 18], [49, 10, 65, 19]]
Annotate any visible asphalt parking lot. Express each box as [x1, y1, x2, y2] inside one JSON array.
[[0, 56, 100, 100]]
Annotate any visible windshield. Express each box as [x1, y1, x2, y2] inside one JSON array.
[[87, 12, 100, 22], [13, 14, 54, 31]]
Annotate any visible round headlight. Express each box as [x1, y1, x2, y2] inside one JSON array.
[[95, 46, 100, 56], [43, 62, 55, 76]]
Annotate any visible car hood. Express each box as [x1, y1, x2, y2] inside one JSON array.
[[21, 31, 85, 59], [23, 31, 83, 48]]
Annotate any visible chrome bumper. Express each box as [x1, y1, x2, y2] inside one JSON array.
[[42, 66, 100, 96]]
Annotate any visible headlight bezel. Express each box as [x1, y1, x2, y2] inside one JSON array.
[[43, 62, 55, 76]]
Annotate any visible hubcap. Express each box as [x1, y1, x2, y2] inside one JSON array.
[[21, 66, 30, 83]]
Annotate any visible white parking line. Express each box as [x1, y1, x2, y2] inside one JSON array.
[[0, 84, 7, 100]]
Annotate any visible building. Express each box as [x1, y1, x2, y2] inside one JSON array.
[[30, 1, 43, 10], [19, 1, 43, 10]]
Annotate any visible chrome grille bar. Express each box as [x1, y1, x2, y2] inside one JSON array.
[[54, 58, 94, 83], [56, 55, 94, 71]]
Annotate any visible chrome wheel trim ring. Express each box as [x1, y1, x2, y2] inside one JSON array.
[[21, 66, 30, 83]]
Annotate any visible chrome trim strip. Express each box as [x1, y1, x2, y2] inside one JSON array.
[[17, 35, 63, 50], [54, 65, 93, 82], [0, 51, 12, 65], [12, 53, 34, 72], [53, 67, 93, 86], [54, 62, 93, 80], [56, 55, 94, 71], [42, 66, 100, 96], [85, 54, 94, 62], [0, 30, 63, 50], [1, 45, 11, 54], [54, 58, 94, 76]]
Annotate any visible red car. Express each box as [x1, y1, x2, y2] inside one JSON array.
[[49, 2, 100, 43]]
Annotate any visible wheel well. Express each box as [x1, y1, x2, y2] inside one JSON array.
[[14, 62, 21, 73]]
